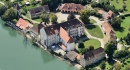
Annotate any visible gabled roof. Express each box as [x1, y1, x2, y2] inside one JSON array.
[[60, 27, 74, 43], [28, 5, 50, 17], [102, 22, 115, 35], [58, 3, 84, 13], [66, 51, 79, 61], [16, 18, 29, 29], [83, 47, 104, 60], [44, 19, 84, 36], [98, 10, 114, 20], [30, 23, 44, 35]]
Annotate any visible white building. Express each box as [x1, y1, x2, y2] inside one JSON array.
[[79, 47, 105, 67], [40, 19, 85, 51]]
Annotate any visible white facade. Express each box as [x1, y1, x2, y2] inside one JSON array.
[[66, 43, 75, 51], [80, 52, 105, 67], [40, 28, 60, 48], [69, 26, 84, 37], [40, 23, 85, 51]]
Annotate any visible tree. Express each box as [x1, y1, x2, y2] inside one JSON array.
[[67, 12, 76, 21], [79, 10, 90, 24], [100, 61, 106, 70], [123, 4, 126, 10], [125, 65, 130, 70], [2, 7, 17, 21], [78, 43, 85, 48], [113, 50, 129, 59], [88, 45, 94, 51], [40, 13, 50, 25], [111, 17, 122, 28], [0, 4, 7, 16], [41, 0, 61, 11], [104, 41, 115, 60], [50, 13, 57, 23], [124, 33, 130, 44], [80, 48, 88, 55], [114, 62, 121, 70], [5, 1, 14, 8]]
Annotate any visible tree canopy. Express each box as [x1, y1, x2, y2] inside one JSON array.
[[2, 7, 17, 21], [114, 50, 130, 59], [124, 33, 130, 45], [50, 13, 57, 23], [100, 61, 106, 70], [104, 41, 115, 60], [41, 0, 61, 11], [40, 13, 50, 25], [67, 12, 76, 21], [111, 17, 122, 28], [114, 62, 122, 70], [79, 10, 90, 24], [0, 4, 7, 16]]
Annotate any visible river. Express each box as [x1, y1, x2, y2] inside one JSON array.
[[0, 18, 77, 70]]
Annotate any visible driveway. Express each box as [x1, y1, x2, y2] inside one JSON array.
[[55, 12, 80, 23]]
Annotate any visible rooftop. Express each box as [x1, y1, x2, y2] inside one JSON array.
[[102, 22, 115, 35], [44, 19, 84, 36], [83, 47, 104, 60], [66, 51, 79, 61], [58, 3, 84, 13], [16, 18, 29, 29]]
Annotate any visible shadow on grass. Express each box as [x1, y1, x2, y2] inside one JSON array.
[[86, 25, 96, 29], [114, 26, 125, 32]]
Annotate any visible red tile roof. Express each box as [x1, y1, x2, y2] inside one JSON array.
[[58, 3, 84, 13], [60, 27, 74, 43], [16, 18, 29, 29], [102, 22, 115, 35]]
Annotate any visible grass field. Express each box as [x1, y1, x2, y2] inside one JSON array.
[[90, 19, 96, 24], [121, 58, 130, 70], [83, 38, 101, 49], [115, 16, 130, 38], [86, 25, 104, 38], [110, 0, 130, 13]]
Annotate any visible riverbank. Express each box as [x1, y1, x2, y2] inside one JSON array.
[[2, 19, 82, 69], [0, 18, 78, 70]]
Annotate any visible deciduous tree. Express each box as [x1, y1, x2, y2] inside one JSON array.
[[2, 7, 17, 21], [104, 41, 115, 60], [40, 13, 50, 25], [114, 62, 121, 70], [67, 12, 75, 21], [100, 61, 106, 70], [79, 10, 90, 24], [50, 13, 57, 23]]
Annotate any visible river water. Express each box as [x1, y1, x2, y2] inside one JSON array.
[[0, 18, 77, 70]]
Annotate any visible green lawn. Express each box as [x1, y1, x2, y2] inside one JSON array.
[[78, 38, 101, 54], [83, 38, 101, 49], [90, 19, 96, 24], [33, 18, 42, 22], [115, 16, 130, 38], [121, 58, 130, 70], [110, 0, 130, 13], [86, 25, 104, 38]]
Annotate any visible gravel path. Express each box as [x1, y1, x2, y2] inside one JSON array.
[[84, 16, 105, 48]]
